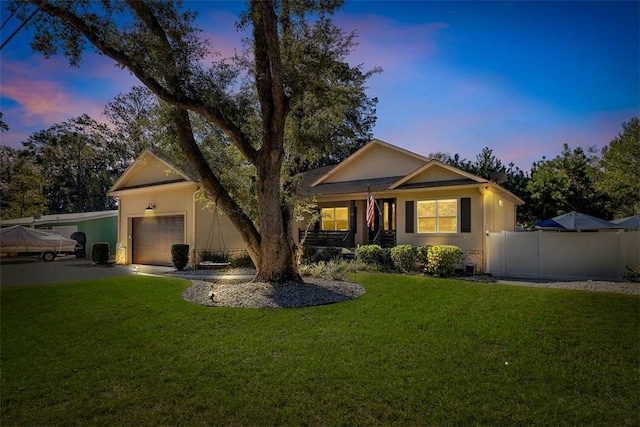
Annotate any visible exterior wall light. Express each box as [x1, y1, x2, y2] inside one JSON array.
[[145, 203, 155, 211]]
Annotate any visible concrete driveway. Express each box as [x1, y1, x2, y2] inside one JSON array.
[[0, 257, 174, 287]]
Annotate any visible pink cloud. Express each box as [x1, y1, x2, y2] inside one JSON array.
[[336, 13, 449, 74]]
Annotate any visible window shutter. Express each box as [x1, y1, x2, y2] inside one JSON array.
[[405, 201, 414, 233], [351, 202, 357, 233], [461, 197, 471, 233]]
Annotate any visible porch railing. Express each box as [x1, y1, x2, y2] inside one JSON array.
[[299, 230, 355, 248], [371, 230, 397, 248]]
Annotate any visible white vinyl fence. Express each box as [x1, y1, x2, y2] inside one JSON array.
[[486, 230, 640, 281]]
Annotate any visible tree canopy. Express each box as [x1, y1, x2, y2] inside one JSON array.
[[10, 0, 378, 282], [593, 117, 640, 217]]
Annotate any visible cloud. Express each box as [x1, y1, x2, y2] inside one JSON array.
[[0, 54, 134, 147], [370, 64, 634, 170], [336, 13, 449, 75]]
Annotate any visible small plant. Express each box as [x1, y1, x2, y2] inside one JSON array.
[[310, 261, 328, 278], [390, 245, 417, 273], [622, 263, 640, 282], [91, 242, 110, 265], [201, 250, 228, 263], [328, 258, 350, 280], [355, 244, 384, 266], [171, 244, 190, 271], [426, 245, 463, 277], [302, 246, 343, 264], [231, 253, 254, 268]]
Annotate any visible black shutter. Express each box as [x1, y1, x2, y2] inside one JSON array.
[[350, 200, 357, 233], [405, 201, 414, 233], [461, 197, 471, 233]]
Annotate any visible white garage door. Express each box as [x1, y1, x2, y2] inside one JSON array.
[[132, 215, 184, 265]]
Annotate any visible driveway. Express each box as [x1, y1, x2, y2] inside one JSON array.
[[0, 257, 174, 287]]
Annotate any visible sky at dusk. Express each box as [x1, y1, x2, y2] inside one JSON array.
[[1, 1, 638, 171]]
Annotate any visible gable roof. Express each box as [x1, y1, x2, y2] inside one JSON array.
[[108, 150, 197, 194], [298, 139, 524, 205], [389, 159, 486, 190], [311, 139, 430, 186]]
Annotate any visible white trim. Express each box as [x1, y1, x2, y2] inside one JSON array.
[[108, 181, 198, 197]]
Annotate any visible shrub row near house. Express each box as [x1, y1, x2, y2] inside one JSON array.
[[353, 244, 463, 277]]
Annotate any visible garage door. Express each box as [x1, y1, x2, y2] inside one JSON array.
[[132, 215, 184, 265]]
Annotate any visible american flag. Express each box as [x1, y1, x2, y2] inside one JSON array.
[[366, 193, 376, 227]]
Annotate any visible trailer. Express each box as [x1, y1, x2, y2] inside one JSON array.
[[0, 225, 82, 261]]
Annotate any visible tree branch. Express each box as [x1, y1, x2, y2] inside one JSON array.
[[32, 0, 258, 164]]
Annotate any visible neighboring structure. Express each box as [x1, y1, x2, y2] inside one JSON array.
[[108, 150, 245, 266], [110, 140, 524, 271], [0, 210, 118, 255], [294, 139, 524, 273]]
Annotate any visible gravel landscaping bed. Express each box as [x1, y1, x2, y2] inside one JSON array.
[[178, 268, 637, 309], [461, 275, 639, 295], [182, 277, 366, 308]]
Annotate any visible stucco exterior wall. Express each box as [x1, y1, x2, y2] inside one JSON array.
[[323, 144, 425, 183], [483, 186, 517, 232], [114, 184, 247, 265], [115, 184, 196, 264], [193, 201, 246, 262], [395, 187, 485, 254]]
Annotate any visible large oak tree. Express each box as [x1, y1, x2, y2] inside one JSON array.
[[10, 0, 377, 282]]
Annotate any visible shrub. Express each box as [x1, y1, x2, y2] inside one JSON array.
[[302, 246, 343, 264], [201, 250, 228, 263], [426, 245, 463, 277], [91, 242, 110, 265], [390, 245, 417, 273], [355, 244, 384, 266], [328, 258, 350, 280], [300, 259, 352, 281], [171, 244, 190, 271], [231, 253, 254, 268], [416, 245, 431, 270], [622, 263, 640, 282]]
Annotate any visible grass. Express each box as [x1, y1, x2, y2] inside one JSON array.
[[1, 273, 638, 426]]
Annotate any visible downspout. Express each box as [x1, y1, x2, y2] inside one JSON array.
[[191, 186, 199, 268]]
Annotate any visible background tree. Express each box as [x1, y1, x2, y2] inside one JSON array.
[[1, 146, 48, 219], [22, 115, 124, 213], [593, 117, 640, 217], [1, 158, 48, 220], [429, 147, 532, 224], [13, 0, 378, 282], [526, 144, 606, 222], [0, 112, 9, 132]]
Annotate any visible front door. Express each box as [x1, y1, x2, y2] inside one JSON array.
[[368, 198, 396, 247]]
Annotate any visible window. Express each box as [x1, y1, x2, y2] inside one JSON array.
[[321, 207, 349, 231], [416, 199, 458, 233]]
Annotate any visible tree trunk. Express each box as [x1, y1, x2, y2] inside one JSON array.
[[252, 149, 302, 283]]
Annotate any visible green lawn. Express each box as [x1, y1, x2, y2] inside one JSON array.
[[1, 274, 638, 426]]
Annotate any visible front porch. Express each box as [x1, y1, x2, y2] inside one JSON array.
[[298, 229, 396, 248]]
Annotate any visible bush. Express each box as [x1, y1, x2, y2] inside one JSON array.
[[300, 259, 352, 281], [91, 242, 110, 265], [426, 245, 463, 277], [231, 253, 255, 268], [171, 244, 190, 271], [622, 263, 640, 282], [416, 245, 431, 270], [355, 244, 384, 266], [302, 246, 343, 264], [201, 250, 229, 263], [390, 245, 417, 273]]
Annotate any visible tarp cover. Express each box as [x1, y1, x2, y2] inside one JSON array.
[[535, 211, 621, 231], [611, 215, 640, 229], [0, 225, 78, 249]]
